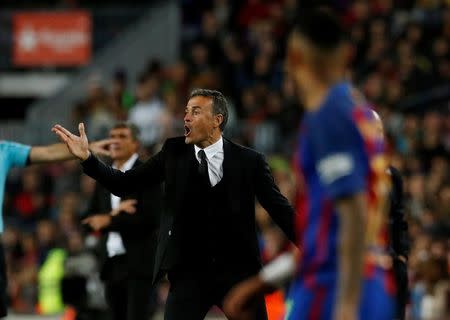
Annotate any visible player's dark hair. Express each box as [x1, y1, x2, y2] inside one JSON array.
[[294, 8, 345, 51]]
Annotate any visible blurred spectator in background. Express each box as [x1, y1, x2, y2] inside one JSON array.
[[109, 69, 135, 118], [82, 122, 162, 320], [84, 74, 117, 141], [61, 230, 106, 320], [128, 73, 164, 151]]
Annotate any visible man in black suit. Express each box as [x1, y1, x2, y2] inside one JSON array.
[[53, 88, 296, 320], [388, 165, 409, 320], [81, 122, 162, 320], [372, 111, 409, 320]]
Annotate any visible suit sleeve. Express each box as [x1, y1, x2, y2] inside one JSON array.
[[389, 166, 409, 258], [81, 143, 166, 198], [254, 153, 296, 242]]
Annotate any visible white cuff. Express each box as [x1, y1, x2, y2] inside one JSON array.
[[259, 252, 296, 287]]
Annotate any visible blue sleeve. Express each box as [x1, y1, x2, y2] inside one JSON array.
[[309, 110, 369, 200], [4, 141, 31, 168]]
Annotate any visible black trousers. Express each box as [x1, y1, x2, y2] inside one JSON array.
[[103, 256, 155, 320], [164, 265, 267, 320], [393, 258, 408, 320], [0, 242, 7, 318]]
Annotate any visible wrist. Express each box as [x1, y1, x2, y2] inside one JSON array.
[[80, 150, 91, 162]]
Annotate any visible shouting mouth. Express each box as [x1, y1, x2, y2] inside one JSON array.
[[184, 125, 191, 137]]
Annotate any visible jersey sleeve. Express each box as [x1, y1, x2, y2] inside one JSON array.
[[4, 141, 31, 168], [309, 109, 369, 200]]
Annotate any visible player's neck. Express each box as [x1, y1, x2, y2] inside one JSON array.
[[300, 72, 343, 112]]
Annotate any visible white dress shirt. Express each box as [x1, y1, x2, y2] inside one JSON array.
[[194, 137, 224, 187], [106, 153, 139, 258]]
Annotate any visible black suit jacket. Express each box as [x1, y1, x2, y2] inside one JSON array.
[[86, 158, 162, 279], [82, 137, 296, 282], [388, 166, 409, 259]]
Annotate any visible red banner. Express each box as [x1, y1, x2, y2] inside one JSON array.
[[13, 11, 92, 67]]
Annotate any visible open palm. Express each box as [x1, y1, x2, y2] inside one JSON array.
[[52, 123, 90, 161]]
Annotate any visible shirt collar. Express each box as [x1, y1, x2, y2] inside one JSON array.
[[194, 137, 223, 161], [113, 153, 139, 172]]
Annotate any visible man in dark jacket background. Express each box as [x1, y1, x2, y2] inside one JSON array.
[[388, 165, 409, 320], [82, 122, 162, 320]]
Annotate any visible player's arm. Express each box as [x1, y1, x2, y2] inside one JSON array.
[[311, 111, 370, 320], [223, 250, 298, 319], [334, 193, 366, 318], [29, 143, 75, 163], [29, 140, 113, 164]]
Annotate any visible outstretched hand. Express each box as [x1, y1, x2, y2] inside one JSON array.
[[52, 123, 90, 161]]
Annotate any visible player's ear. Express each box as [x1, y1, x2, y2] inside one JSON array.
[[288, 49, 302, 67], [214, 114, 223, 129], [286, 36, 302, 68], [340, 42, 352, 67]]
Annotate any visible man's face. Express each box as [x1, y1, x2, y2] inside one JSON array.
[[109, 127, 139, 161], [285, 33, 302, 78], [184, 96, 217, 146]]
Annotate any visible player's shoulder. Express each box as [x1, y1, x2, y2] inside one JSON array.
[[320, 83, 374, 123]]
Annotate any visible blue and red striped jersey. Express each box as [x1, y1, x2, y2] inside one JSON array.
[[292, 82, 392, 285]]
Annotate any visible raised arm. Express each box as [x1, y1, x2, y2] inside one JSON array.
[[81, 149, 165, 197], [29, 143, 74, 163], [29, 140, 113, 164], [52, 122, 165, 197], [254, 153, 296, 242]]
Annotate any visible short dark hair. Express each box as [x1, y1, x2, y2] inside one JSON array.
[[294, 8, 345, 51], [189, 88, 228, 131], [111, 122, 141, 142]]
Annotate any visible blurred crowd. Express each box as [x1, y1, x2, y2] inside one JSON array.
[[2, 0, 449, 319]]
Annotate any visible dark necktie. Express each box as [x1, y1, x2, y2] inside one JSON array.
[[198, 149, 211, 187]]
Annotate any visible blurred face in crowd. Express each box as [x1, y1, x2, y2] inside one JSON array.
[[36, 220, 55, 246], [184, 95, 222, 148], [109, 127, 139, 162]]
